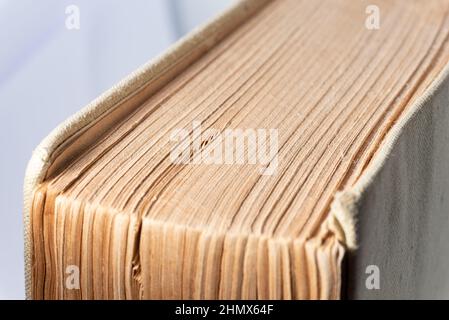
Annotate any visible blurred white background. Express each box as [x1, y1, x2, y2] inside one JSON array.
[[0, 0, 232, 299]]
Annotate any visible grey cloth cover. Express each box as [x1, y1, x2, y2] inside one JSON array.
[[346, 66, 449, 299]]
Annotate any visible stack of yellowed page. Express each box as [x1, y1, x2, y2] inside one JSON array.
[[24, 0, 449, 299]]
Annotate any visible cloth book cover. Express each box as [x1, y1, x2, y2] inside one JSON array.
[[24, 0, 449, 299]]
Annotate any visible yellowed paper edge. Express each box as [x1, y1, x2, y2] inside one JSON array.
[[22, 0, 272, 299], [23, 0, 449, 298]]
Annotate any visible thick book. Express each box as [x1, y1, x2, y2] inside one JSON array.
[[24, 0, 449, 299]]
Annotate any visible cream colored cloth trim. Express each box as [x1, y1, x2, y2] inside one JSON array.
[[22, 0, 272, 299]]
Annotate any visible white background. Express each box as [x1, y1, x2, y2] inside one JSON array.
[[0, 0, 231, 299]]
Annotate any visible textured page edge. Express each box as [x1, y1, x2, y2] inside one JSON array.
[[22, 0, 272, 299], [24, 0, 449, 299], [330, 61, 449, 251]]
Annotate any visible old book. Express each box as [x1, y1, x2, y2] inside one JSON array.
[[24, 0, 449, 299]]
